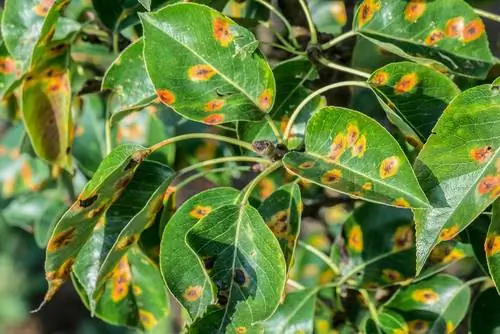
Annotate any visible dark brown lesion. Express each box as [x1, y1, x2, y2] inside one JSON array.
[[78, 194, 98, 208]]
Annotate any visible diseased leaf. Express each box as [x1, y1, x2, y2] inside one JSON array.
[[307, 0, 347, 35], [21, 43, 73, 169], [160, 187, 239, 320], [237, 58, 323, 145], [485, 200, 500, 293], [369, 61, 460, 141], [354, 0, 495, 78], [73, 246, 170, 332], [141, 3, 275, 125], [413, 80, 500, 273], [264, 288, 316, 334], [223, 0, 269, 21], [378, 310, 408, 334], [73, 160, 174, 310], [470, 287, 500, 334], [384, 274, 470, 333], [283, 106, 430, 208], [339, 203, 416, 288], [187, 204, 286, 332], [43, 144, 150, 304], [102, 39, 156, 121]]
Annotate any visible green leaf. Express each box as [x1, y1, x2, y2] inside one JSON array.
[[413, 81, 500, 273], [21, 43, 73, 170], [91, 0, 140, 31], [258, 183, 301, 274], [470, 287, 500, 334], [237, 58, 323, 145], [223, 0, 269, 21], [378, 310, 408, 334], [369, 61, 460, 141], [339, 203, 416, 288], [0, 124, 50, 199], [43, 144, 150, 303], [465, 215, 490, 274], [160, 187, 239, 320], [73, 246, 170, 332], [283, 106, 430, 208], [187, 204, 286, 332], [307, 0, 347, 35], [73, 160, 174, 310], [384, 274, 470, 333], [102, 39, 156, 122], [264, 288, 317, 334], [1, 0, 68, 72], [486, 200, 500, 293], [141, 3, 275, 125], [353, 0, 494, 78]]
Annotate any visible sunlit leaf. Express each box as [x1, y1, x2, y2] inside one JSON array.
[[187, 204, 286, 332], [414, 80, 500, 273], [73, 246, 170, 332], [283, 106, 430, 208], [353, 0, 495, 78], [486, 200, 500, 292], [470, 287, 500, 333], [307, 0, 347, 35], [160, 187, 239, 320], [264, 288, 317, 334], [141, 3, 275, 125]]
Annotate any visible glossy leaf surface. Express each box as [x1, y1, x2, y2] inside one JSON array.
[[141, 3, 275, 125], [369, 61, 460, 140], [486, 200, 500, 293], [470, 287, 500, 334], [414, 81, 500, 273], [73, 246, 169, 331], [354, 0, 494, 78], [264, 288, 316, 334], [187, 204, 286, 332], [160, 187, 239, 320], [283, 106, 429, 208]]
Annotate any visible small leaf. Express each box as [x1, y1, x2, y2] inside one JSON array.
[[307, 0, 347, 35], [486, 200, 500, 293], [102, 39, 156, 122], [354, 0, 495, 78], [187, 204, 286, 332], [264, 288, 317, 334], [369, 61, 460, 141], [385, 274, 470, 333], [470, 287, 500, 333], [414, 81, 500, 273], [73, 246, 170, 332], [141, 3, 275, 125], [43, 144, 150, 304], [378, 310, 408, 334], [160, 187, 239, 320], [283, 106, 430, 208]]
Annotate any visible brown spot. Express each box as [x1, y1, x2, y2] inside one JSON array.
[[439, 225, 459, 241], [463, 19, 485, 43], [485, 234, 500, 256], [379, 156, 400, 179], [299, 161, 314, 169], [258, 89, 273, 111], [470, 146, 493, 164], [446, 17, 465, 38], [157, 89, 176, 105], [47, 227, 76, 252], [412, 289, 439, 304], [321, 169, 342, 185], [0, 57, 16, 75], [184, 285, 203, 302], [405, 135, 423, 149], [393, 225, 414, 250], [408, 320, 429, 334], [404, 0, 426, 22], [78, 194, 98, 208], [358, 0, 380, 28], [204, 99, 225, 112], [382, 268, 403, 283], [111, 256, 131, 302], [348, 225, 363, 252], [395, 72, 419, 95], [116, 234, 139, 250], [213, 17, 234, 47], [203, 113, 225, 125], [370, 71, 389, 87], [328, 133, 347, 161], [46, 257, 74, 282], [234, 269, 246, 285], [268, 210, 289, 238], [190, 205, 212, 219], [188, 64, 217, 81]]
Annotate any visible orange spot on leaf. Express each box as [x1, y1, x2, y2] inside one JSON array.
[[446, 17, 465, 38], [485, 234, 500, 256], [47, 227, 76, 252], [213, 17, 234, 47], [348, 225, 363, 252], [463, 19, 485, 43], [259, 178, 275, 200], [0, 57, 16, 75], [404, 0, 426, 22], [183, 285, 203, 302], [379, 156, 400, 179], [357, 0, 380, 28], [267, 210, 289, 238], [394, 72, 419, 94], [382, 268, 403, 283], [203, 113, 225, 125], [425, 29, 446, 46], [346, 124, 360, 148], [351, 134, 367, 158], [371, 71, 389, 87], [362, 182, 372, 191], [393, 198, 410, 208], [204, 99, 225, 112], [393, 225, 414, 250], [442, 248, 465, 264], [321, 169, 342, 185], [412, 289, 439, 304], [139, 310, 157, 330], [188, 64, 217, 81], [470, 145, 493, 164], [439, 225, 459, 241], [328, 133, 347, 161], [190, 205, 212, 219], [157, 89, 176, 105], [330, 2, 347, 25], [478, 175, 500, 195], [299, 161, 314, 169], [111, 256, 132, 302], [258, 89, 273, 111]]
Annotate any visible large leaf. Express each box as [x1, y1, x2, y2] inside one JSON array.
[[73, 246, 170, 331], [337, 203, 416, 289], [264, 288, 316, 334], [414, 81, 500, 273], [237, 58, 323, 145], [160, 187, 239, 320], [21, 43, 73, 169], [307, 0, 347, 35], [1, 0, 68, 72], [486, 200, 500, 293], [384, 274, 471, 333], [353, 0, 494, 78], [43, 144, 150, 304], [102, 39, 156, 121], [369, 61, 460, 141], [283, 106, 430, 208], [187, 204, 286, 332], [470, 287, 500, 334], [73, 160, 174, 310], [141, 3, 275, 125]]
